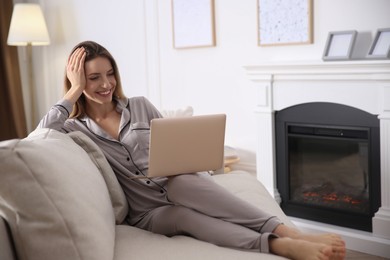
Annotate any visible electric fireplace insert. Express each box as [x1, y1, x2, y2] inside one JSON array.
[[275, 102, 380, 231]]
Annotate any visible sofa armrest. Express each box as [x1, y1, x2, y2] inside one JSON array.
[[0, 217, 16, 260]]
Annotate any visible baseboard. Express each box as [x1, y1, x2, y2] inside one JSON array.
[[290, 217, 390, 258]]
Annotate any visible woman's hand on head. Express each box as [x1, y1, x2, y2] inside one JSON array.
[[67, 47, 86, 90], [64, 47, 87, 103]]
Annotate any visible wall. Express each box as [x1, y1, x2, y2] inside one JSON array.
[[24, 0, 390, 173]]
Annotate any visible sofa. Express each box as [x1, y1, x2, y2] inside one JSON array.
[[0, 128, 294, 260]]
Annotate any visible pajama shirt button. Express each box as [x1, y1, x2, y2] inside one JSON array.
[[135, 171, 139, 175], [160, 190, 164, 193], [126, 157, 130, 161], [146, 181, 151, 184]]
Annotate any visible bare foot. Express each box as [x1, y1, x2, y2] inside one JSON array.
[[273, 225, 346, 260], [296, 233, 345, 260], [270, 237, 334, 260]]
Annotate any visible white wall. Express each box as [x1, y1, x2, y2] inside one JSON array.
[[27, 0, 390, 173]]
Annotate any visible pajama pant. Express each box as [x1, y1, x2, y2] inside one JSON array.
[[135, 173, 282, 253]]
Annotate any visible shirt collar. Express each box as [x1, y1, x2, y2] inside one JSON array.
[[78, 97, 130, 140]]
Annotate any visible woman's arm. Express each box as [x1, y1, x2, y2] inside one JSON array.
[[142, 96, 163, 120], [38, 99, 73, 132], [37, 48, 87, 132]]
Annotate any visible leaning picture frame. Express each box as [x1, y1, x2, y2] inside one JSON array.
[[367, 28, 390, 59], [171, 0, 216, 49], [322, 30, 357, 61]]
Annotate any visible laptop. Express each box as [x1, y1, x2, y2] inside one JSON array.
[[148, 114, 226, 178]]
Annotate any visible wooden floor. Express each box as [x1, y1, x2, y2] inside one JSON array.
[[346, 250, 389, 260]]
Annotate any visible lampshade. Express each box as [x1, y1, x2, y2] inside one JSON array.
[[7, 3, 50, 46]]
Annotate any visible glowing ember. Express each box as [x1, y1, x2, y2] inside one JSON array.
[[303, 191, 363, 205], [296, 185, 370, 214]]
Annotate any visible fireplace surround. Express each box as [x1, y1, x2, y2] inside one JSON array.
[[244, 60, 390, 257]]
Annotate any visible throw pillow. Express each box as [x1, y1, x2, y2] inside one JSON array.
[[0, 128, 115, 260]]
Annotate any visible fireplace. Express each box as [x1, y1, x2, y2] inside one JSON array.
[[244, 61, 390, 257], [275, 102, 380, 231]]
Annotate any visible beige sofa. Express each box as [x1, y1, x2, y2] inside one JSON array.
[[0, 128, 293, 260]]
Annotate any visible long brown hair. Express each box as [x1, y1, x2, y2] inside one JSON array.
[[64, 41, 126, 118]]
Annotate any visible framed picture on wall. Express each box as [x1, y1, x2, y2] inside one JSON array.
[[367, 28, 390, 59], [258, 0, 313, 46], [171, 0, 216, 49], [322, 30, 357, 61]]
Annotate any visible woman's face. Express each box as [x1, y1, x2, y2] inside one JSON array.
[[83, 56, 116, 105]]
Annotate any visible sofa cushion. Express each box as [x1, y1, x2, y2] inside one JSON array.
[[0, 217, 16, 260], [114, 225, 287, 260], [68, 131, 128, 224], [0, 128, 115, 260]]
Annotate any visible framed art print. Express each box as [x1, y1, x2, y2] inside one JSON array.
[[258, 0, 313, 46], [172, 0, 216, 49]]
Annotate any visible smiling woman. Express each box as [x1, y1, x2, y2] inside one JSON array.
[[83, 57, 117, 104], [63, 41, 126, 119], [37, 41, 346, 260]]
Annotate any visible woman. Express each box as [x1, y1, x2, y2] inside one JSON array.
[[39, 41, 346, 260]]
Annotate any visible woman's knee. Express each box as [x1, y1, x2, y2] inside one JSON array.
[[149, 205, 196, 236]]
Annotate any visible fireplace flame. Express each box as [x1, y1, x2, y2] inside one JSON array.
[[303, 191, 362, 205]]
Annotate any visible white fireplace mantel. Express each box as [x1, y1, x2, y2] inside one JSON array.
[[244, 60, 390, 81], [244, 60, 390, 257]]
